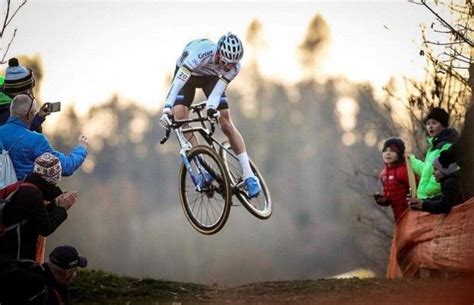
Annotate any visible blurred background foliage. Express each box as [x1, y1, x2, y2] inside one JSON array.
[[6, 1, 472, 284]]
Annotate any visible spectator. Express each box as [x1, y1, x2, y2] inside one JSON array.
[[0, 245, 87, 305], [373, 137, 410, 224], [0, 94, 88, 180], [408, 148, 464, 214], [0, 153, 78, 262], [0, 76, 10, 112], [409, 107, 458, 199], [0, 57, 51, 131]]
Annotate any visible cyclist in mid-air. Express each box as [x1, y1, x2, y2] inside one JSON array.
[[159, 32, 261, 198]]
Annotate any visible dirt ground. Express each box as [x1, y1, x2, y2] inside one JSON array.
[[73, 272, 474, 305], [193, 277, 474, 305]]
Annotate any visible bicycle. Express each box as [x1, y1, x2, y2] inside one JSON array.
[[160, 101, 272, 235]]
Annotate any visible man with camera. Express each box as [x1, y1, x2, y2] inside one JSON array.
[[0, 58, 54, 132], [0, 94, 88, 180]]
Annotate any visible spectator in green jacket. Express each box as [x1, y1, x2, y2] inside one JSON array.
[[409, 107, 458, 199], [408, 147, 464, 214]]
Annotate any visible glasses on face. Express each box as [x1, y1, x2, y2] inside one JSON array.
[[218, 58, 236, 70], [26, 93, 35, 118]]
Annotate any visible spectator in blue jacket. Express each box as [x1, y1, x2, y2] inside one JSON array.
[[0, 94, 88, 179]]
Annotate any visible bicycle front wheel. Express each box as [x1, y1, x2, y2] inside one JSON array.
[[219, 142, 272, 219], [179, 145, 232, 235]]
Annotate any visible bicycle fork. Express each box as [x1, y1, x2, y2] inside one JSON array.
[[175, 128, 207, 191]]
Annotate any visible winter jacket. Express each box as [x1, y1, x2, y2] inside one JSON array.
[[0, 117, 87, 180], [409, 128, 458, 199], [0, 174, 67, 261], [0, 261, 70, 305], [379, 161, 410, 223], [422, 171, 464, 214]]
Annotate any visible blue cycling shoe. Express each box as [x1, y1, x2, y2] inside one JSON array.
[[196, 172, 214, 189], [245, 176, 261, 198]]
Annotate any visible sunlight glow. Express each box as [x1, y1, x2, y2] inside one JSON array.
[[364, 130, 377, 147], [342, 131, 356, 146], [336, 97, 359, 131]]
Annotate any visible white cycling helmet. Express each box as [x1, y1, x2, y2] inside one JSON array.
[[217, 32, 244, 64]]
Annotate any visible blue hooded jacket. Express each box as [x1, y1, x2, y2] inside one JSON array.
[[0, 116, 87, 180]]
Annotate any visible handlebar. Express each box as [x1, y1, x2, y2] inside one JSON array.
[[160, 115, 216, 145], [190, 101, 207, 113]]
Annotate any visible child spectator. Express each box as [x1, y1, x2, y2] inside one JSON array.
[[409, 107, 458, 199], [373, 137, 410, 224], [408, 147, 464, 214], [0, 153, 78, 262]]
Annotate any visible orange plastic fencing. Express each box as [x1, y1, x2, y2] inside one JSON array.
[[387, 197, 474, 278]]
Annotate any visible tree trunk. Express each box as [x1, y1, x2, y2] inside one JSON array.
[[457, 63, 474, 199]]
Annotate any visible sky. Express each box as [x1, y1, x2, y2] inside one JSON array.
[[2, 0, 439, 115]]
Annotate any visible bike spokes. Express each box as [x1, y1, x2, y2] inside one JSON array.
[[219, 142, 272, 219], [179, 145, 231, 234]]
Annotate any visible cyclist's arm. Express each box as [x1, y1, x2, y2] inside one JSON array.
[[164, 41, 214, 109], [207, 78, 229, 109], [207, 64, 240, 109], [163, 66, 192, 109]]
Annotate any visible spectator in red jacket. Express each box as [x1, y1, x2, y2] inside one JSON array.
[[373, 137, 410, 224]]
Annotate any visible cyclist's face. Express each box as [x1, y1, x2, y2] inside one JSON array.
[[216, 54, 236, 71]]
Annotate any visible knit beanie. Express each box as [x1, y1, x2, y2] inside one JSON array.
[[425, 107, 449, 128], [33, 153, 62, 185], [4, 58, 35, 94], [382, 137, 405, 160]]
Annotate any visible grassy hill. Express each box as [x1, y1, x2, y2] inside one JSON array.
[[71, 270, 474, 305]]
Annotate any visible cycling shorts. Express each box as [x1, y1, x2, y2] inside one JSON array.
[[172, 66, 229, 110]]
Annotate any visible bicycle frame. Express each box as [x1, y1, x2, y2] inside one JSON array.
[[161, 102, 273, 224], [160, 102, 240, 190]]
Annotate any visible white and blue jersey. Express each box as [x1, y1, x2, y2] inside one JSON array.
[[177, 39, 240, 81], [164, 39, 241, 109]]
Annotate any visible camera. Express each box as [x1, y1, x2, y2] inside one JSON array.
[[46, 102, 61, 113]]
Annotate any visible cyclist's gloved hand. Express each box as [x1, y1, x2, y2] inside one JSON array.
[[159, 107, 173, 128], [207, 107, 220, 123]]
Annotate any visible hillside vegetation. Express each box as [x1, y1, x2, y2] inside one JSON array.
[[71, 270, 474, 305]]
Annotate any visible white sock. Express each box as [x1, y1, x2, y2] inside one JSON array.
[[237, 152, 254, 179]]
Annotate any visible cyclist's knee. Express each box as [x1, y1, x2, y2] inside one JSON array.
[[173, 105, 189, 119]]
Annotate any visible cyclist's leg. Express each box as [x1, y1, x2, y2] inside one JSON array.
[[202, 77, 254, 179], [203, 77, 260, 196], [218, 109, 248, 173], [219, 108, 261, 197], [173, 76, 198, 146]]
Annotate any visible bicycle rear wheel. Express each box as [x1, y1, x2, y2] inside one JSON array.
[[219, 142, 272, 219], [179, 145, 232, 235]]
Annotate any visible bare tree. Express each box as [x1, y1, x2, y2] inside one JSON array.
[[409, 0, 473, 197], [1, 0, 28, 63], [298, 14, 331, 80]]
